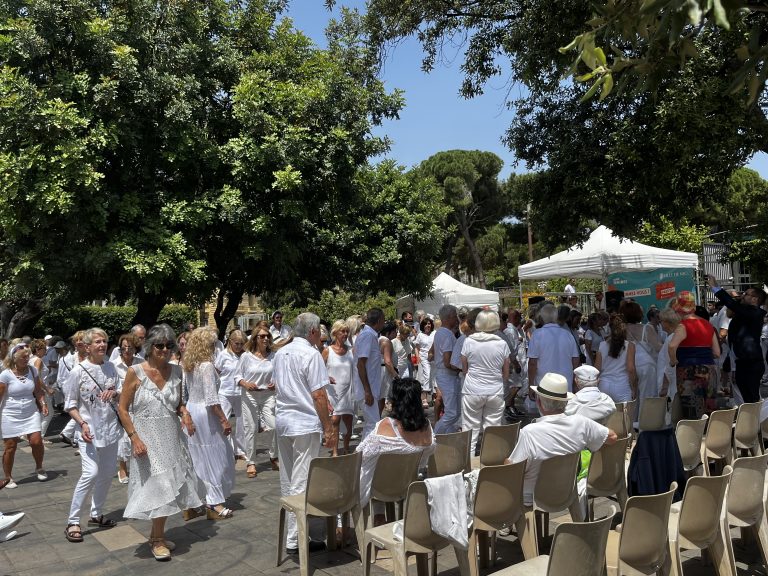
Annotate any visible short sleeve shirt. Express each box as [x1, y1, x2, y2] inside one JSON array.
[[461, 337, 510, 396], [432, 327, 457, 385], [353, 325, 382, 397], [274, 338, 329, 436], [527, 324, 580, 391]]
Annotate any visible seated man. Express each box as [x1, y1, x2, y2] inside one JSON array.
[[508, 372, 617, 506], [565, 365, 615, 423]]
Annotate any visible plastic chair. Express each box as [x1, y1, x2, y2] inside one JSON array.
[[362, 481, 471, 576], [486, 507, 616, 576], [726, 454, 768, 570], [623, 399, 637, 437], [468, 461, 526, 576], [762, 417, 768, 451], [276, 452, 363, 576], [669, 394, 684, 426], [667, 466, 736, 576], [369, 452, 424, 526], [428, 430, 471, 477], [638, 397, 668, 431], [675, 415, 708, 477], [473, 422, 520, 468], [607, 403, 629, 437], [733, 401, 764, 457], [519, 452, 582, 559], [587, 435, 630, 520], [605, 482, 677, 576], [701, 408, 737, 475]]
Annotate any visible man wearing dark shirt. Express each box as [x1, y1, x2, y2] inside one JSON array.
[[707, 275, 767, 402]]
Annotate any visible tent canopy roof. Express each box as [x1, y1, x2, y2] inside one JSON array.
[[397, 272, 499, 315], [518, 226, 699, 280]]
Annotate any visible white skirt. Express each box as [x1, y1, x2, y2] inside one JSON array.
[[185, 401, 235, 505], [2, 397, 41, 438]]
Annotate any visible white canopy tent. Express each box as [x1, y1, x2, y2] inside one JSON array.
[[396, 272, 500, 317], [518, 226, 699, 281]]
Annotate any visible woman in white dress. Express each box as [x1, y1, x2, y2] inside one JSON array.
[[64, 328, 123, 543], [379, 322, 399, 412], [30, 339, 54, 440], [0, 343, 48, 488], [323, 320, 355, 456], [235, 321, 278, 478], [119, 323, 205, 561], [391, 322, 413, 378], [414, 317, 435, 408], [461, 310, 511, 454], [621, 301, 662, 417], [215, 330, 247, 460], [110, 333, 142, 484], [183, 327, 235, 520], [595, 315, 638, 402]]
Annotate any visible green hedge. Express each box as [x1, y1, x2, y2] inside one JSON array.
[[36, 304, 197, 342]]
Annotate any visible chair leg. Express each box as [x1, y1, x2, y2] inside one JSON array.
[[708, 518, 737, 576], [277, 507, 286, 566], [363, 540, 372, 576], [430, 551, 437, 576], [326, 517, 337, 551], [415, 553, 429, 576], [490, 531, 497, 566], [478, 531, 489, 569], [667, 541, 684, 576], [454, 545, 472, 576], [516, 510, 539, 560], [297, 514, 310, 576], [755, 516, 768, 570], [385, 502, 397, 523], [468, 529, 480, 576]]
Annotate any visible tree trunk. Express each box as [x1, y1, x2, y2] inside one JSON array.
[[213, 286, 244, 341], [0, 299, 47, 338], [133, 289, 168, 329], [443, 235, 457, 274], [457, 216, 487, 288]]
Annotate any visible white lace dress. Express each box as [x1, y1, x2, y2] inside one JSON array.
[[184, 362, 235, 506], [124, 364, 205, 519], [357, 417, 436, 506]]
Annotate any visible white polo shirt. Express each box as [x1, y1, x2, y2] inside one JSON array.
[[353, 325, 382, 398], [274, 337, 329, 437], [433, 327, 458, 389], [509, 413, 608, 505], [527, 323, 580, 391]]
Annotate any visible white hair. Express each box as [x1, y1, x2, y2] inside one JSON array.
[[538, 304, 557, 324], [438, 304, 457, 322], [294, 312, 321, 339]]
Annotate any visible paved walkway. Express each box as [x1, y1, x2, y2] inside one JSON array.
[[0, 413, 764, 576]]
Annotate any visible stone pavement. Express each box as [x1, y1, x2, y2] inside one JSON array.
[[0, 413, 765, 576]]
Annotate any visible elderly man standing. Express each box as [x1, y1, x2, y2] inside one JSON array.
[[354, 308, 385, 440], [527, 303, 581, 393], [274, 313, 335, 555], [433, 304, 462, 434]]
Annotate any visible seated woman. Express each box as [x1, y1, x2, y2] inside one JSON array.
[[357, 377, 435, 512]]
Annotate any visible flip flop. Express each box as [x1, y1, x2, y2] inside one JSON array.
[[88, 515, 117, 528]]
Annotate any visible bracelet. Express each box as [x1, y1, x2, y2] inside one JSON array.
[[127, 430, 136, 438], [80, 421, 88, 427]]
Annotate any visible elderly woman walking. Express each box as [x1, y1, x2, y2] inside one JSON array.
[[64, 328, 121, 543]]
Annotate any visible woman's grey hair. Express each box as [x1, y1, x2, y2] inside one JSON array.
[[83, 327, 108, 345], [143, 323, 177, 356], [294, 312, 321, 340], [538, 304, 557, 325], [659, 307, 681, 327], [474, 310, 500, 333]]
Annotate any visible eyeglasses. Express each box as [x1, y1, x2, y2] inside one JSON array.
[[121, 347, 136, 353], [152, 342, 175, 350], [257, 334, 270, 339]]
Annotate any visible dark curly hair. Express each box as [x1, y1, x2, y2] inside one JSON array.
[[389, 377, 429, 432]]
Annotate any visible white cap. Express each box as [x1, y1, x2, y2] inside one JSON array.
[[44, 334, 52, 341], [573, 365, 600, 385]]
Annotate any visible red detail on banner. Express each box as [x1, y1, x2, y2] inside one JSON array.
[[656, 282, 675, 300]]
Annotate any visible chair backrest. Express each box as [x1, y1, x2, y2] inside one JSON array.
[[479, 423, 520, 466], [704, 408, 737, 458], [371, 452, 424, 503], [428, 430, 471, 477], [534, 452, 580, 512], [473, 461, 526, 529], [675, 415, 709, 472], [638, 397, 668, 431], [605, 409, 627, 438], [727, 454, 768, 526], [623, 399, 637, 434], [670, 394, 684, 426], [734, 401, 763, 450], [401, 481, 447, 551], [618, 482, 677, 574], [546, 506, 617, 576], [305, 452, 362, 516], [677, 466, 733, 549], [587, 435, 630, 496]]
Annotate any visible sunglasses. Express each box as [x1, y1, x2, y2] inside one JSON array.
[[152, 342, 175, 350], [257, 334, 270, 339]]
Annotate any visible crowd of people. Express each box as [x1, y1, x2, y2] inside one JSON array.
[[1, 275, 767, 560]]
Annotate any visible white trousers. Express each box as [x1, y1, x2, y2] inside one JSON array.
[[462, 393, 505, 454], [68, 440, 119, 524], [242, 390, 277, 462], [361, 400, 382, 441], [278, 433, 321, 548], [434, 376, 461, 434], [219, 393, 247, 457], [61, 417, 77, 440]]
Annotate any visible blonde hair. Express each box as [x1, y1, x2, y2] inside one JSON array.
[[182, 327, 218, 372], [3, 345, 30, 370], [246, 321, 271, 353], [330, 320, 349, 340], [71, 330, 86, 344], [346, 315, 364, 337], [227, 329, 246, 351]]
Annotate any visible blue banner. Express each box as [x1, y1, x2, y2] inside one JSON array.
[[606, 268, 696, 312]]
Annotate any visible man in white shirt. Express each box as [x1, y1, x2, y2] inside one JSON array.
[[433, 304, 462, 434], [509, 373, 617, 508], [527, 304, 581, 392], [564, 280, 576, 295], [564, 365, 615, 422], [269, 311, 293, 344], [354, 308, 385, 440], [108, 324, 146, 362], [274, 313, 334, 555]]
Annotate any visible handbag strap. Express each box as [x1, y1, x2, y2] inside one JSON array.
[[79, 364, 123, 425]]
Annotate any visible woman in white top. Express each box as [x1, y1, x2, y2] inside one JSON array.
[[595, 315, 637, 402], [64, 328, 122, 542], [1, 343, 48, 489], [391, 322, 413, 377], [235, 321, 278, 477], [414, 317, 435, 407], [30, 339, 54, 439], [214, 329, 247, 460], [379, 322, 399, 411], [584, 313, 605, 366], [110, 333, 142, 484], [620, 301, 662, 416], [323, 320, 355, 456], [460, 310, 511, 454], [183, 328, 235, 520]]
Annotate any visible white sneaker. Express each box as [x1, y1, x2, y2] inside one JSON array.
[[5, 480, 17, 489], [0, 512, 24, 533]]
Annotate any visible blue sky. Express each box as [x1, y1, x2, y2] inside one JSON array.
[[285, 1, 768, 181]]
